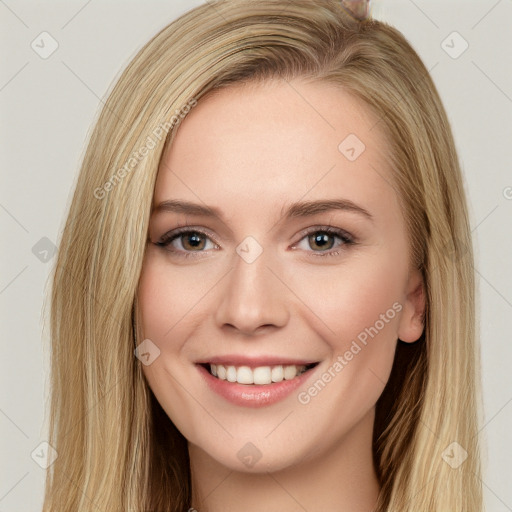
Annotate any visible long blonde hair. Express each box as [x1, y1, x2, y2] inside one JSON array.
[[43, 1, 483, 510]]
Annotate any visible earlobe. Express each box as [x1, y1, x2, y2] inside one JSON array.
[[397, 269, 426, 343]]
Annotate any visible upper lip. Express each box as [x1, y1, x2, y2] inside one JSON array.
[[196, 355, 320, 368]]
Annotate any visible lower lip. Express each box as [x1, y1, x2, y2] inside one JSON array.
[[196, 364, 318, 408]]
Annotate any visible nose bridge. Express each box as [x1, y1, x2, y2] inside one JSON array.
[[214, 239, 289, 333]]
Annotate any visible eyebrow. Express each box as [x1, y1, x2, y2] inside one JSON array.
[[153, 198, 373, 222]]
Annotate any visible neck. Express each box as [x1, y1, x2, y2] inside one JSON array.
[[188, 409, 380, 512]]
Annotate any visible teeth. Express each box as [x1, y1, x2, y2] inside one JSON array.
[[284, 365, 298, 380], [253, 366, 271, 385], [271, 365, 283, 382], [208, 363, 308, 385], [216, 364, 226, 380], [226, 366, 237, 382]]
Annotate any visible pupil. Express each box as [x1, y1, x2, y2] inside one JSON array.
[[310, 232, 333, 250], [185, 233, 204, 250]]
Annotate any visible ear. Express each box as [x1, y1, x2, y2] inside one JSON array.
[[397, 268, 426, 343]]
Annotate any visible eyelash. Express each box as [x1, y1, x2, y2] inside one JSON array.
[[154, 225, 356, 259]]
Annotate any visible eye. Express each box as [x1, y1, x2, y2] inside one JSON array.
[[153, 225, 355, 259], [155, 228, 219, 258], [292, 226, 355, 257]]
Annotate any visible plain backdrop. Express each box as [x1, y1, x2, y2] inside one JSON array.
[[1, 1, 511, 510]]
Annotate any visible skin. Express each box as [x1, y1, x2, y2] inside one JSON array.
[[137, 78, 425, 512]]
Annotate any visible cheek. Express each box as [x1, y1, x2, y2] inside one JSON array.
[[137, 265, 177, 342], [288, 251, 405, 412], [289, 250, 406, 345], [136, 257, 193, 402], [136, 256, 206, 437], [137, 252, 213, 343]]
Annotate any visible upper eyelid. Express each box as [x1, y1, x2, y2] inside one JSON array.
[[158, 226, 221, 245], [295, 225, 353, 241]]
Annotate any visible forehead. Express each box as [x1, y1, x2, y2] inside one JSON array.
[[154, 78, 398, 226]]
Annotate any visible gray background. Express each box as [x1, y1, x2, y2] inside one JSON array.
[[1, 0, 511, 510]]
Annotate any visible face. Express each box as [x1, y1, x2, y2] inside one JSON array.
[[137, 78, 425, 473]]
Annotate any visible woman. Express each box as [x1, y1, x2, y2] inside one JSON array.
[[43, 1, 483, 510]]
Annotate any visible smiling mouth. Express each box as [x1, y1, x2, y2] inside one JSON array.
[[200, 362, 319, 385]]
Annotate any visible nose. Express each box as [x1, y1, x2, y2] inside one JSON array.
[[214, 246, 290, 336]]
